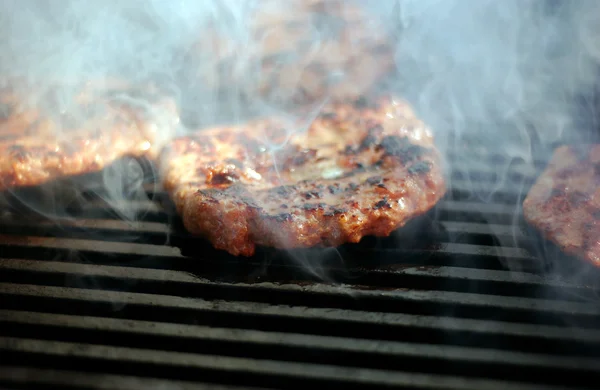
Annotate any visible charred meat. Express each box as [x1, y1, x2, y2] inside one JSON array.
[[160, 96, 447, 257]]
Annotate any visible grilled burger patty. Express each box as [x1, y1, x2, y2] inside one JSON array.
[[0, 83, 180, 192], [523, 145, 600, 266], [160, 96, 447, 257], [191, 0, 393, 106]]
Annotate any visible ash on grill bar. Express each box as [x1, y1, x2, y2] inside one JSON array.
[[3, 1, 600, 390]]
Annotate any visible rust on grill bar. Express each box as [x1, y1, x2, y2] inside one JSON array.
[[1, 152, 600, 390]]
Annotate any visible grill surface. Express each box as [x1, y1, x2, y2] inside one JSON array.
[[1, 150, 600, 390]]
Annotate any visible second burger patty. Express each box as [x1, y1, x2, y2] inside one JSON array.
[[523, 144, 600, 267], [0, 82, 180, 192]]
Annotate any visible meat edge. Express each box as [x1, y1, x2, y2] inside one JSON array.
[[178, 172, 446, 257]]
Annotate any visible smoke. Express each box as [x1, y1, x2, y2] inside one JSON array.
[[366, 0, 600, 282], [0, 0, 213, 221], [0, 0, 394, 281], [383, 0, 598, 152], [2, 0, 600, 286], [0, 0, 216, 93]]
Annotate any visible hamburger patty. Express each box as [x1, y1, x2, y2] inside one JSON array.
[[523, 144, 600, 267], [160, 96, 447, 257], [0, 83, 180, 192], [191, 0, 393, 107]]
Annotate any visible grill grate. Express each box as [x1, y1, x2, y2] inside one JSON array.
[[1, 152, 600, 390]]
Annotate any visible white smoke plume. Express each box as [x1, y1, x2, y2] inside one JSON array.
[[1, 0, 600, 282], [0, 0, 220, 92], [1, 0, 599, 143], [376, 0, 600, 281], [379, 0, 599, 154], [0, 0, 255, 222]]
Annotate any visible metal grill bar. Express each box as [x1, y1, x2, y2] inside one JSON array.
[[0, 366, 257, 390], [0, 260, 598, 319], [1, 156, 600, 389], [0, 345, 568, 390], [2, 309, 600, 372]]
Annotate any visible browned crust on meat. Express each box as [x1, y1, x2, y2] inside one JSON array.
[[160, 96, 447, 257], [191, 0, 394, 105], [0, 83, 180, 191], [523, 145, 600, 267]]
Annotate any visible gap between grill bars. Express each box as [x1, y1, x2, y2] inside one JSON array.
[[1, 153, 600, 390]]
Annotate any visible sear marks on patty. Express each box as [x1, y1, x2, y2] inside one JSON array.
[[160, 96, 446, 257], [0, 82, 180, 191], [523, 144, 600, 267]]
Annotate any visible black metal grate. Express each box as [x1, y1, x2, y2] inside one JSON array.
[[0, 151, 600, 390]]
